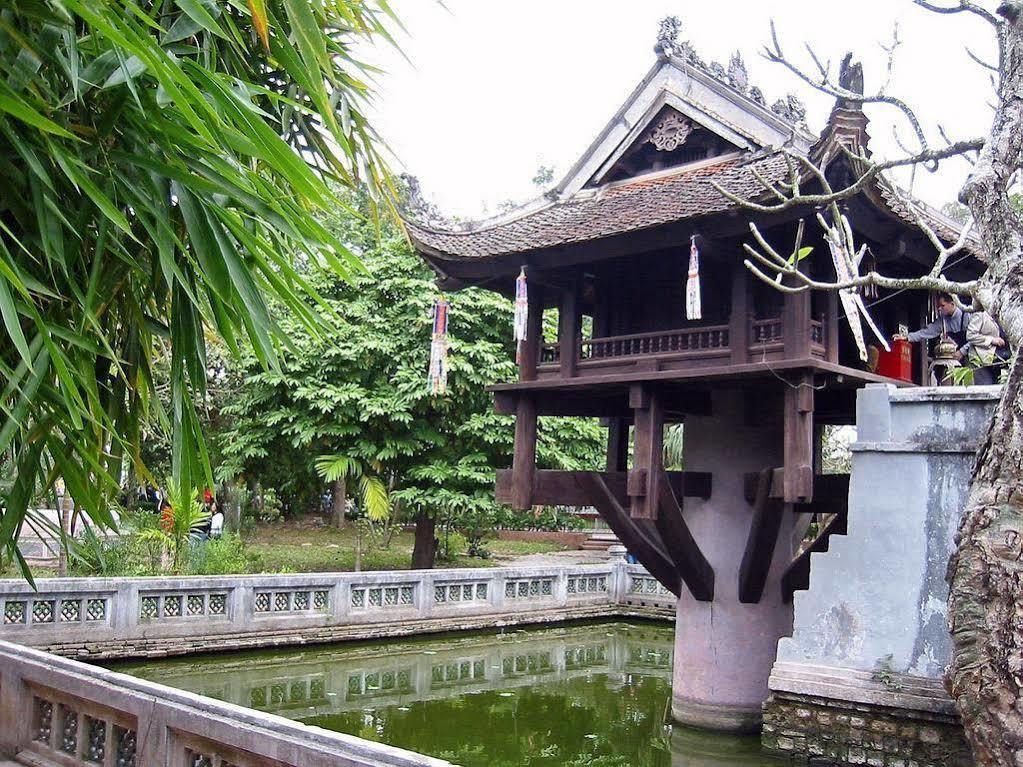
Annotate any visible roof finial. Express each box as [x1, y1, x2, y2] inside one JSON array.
[[654, 16, 682, 59], [727, 52, 749, 94]]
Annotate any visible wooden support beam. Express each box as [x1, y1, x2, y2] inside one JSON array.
[[558, 284, 579, 379], [730, 262, 750, 365], [519, 284, 544, 382], [742, 471, 849, 505], [496, 469, 712, 506], [606, 418, 629, 472], [629, 384, 664, 520], [656, 472, 715, 601], [581, 473, 681, 597], [738, 469, 784, 604], [510, 396, 537, 510], [783, 375, 815, 503]]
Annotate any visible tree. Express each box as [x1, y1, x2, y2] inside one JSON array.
[[0, 1, 399, 573], [714, 4, 1023, 762], [217, 196, 603, 566]]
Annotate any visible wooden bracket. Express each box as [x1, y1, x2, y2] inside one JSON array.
[[738, 469, 784, 604], [656, 473, 714, 602], [581, 473, 681, 597]]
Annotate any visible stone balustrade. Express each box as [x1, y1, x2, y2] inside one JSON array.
[[0, 639, 452, 767], [0, 562, 674, 659]]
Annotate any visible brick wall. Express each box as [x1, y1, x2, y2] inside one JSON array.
[[762, 692, 972, 767]]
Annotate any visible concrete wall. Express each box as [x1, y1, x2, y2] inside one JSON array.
[[765, 384, 1000, 767], [0, 562, 674, 659], [775, 385, 999, 677]]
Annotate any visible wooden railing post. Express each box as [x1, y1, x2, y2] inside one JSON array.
[[826, 290, 839, 363], [511, 395, 537, 509], [519, 285, 544, 382], [730, 263, 750, 364], [558, 285, 579, 378], [784, 288, 812, 359]]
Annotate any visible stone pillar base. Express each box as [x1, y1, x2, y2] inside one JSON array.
[[671, 698, 763, 734]]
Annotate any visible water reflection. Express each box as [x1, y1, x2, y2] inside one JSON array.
[[114, 622, 781, 767]]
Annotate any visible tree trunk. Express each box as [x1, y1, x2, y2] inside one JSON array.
[[947, 352, 1023, 765], [57, 493, 71, 577], [411, 511, 437, 569], [331, 477, 346, 529], [947, 6, 1023, 765]]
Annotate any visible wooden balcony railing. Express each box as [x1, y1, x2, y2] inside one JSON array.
[[534, 315, 831, 374], [751, 319, 783, 345], [581, 325, 730, 360]]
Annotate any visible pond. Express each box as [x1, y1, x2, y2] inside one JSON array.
[[112, 621, 781, 767]]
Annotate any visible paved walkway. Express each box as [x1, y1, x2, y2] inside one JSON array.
[[497, 548, 613, 567]]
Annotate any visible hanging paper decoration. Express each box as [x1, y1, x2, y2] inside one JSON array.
[[822, 214, 889, 362], [686, 235, 702, 320], [513, 267, 528, 364], [427, 298, 450, 396]]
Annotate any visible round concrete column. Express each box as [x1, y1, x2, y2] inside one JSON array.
[[671, 389, 794, 733]]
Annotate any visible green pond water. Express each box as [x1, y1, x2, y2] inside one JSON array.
[[112, 621, 782, 767]]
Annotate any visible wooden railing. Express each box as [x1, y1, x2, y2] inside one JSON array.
[[810, 319, 825, 346], [581, 325, 730, 360], [751, 318, 784, 345], [532, 315, 831, 373]]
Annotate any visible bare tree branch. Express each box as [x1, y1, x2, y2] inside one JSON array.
[[765, 20, 933, 156], [712, 141, 983, 215], [913, 0, 1001, 27]]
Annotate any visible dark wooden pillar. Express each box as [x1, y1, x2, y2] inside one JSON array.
[[558, 284, 579, 378], [730, 262, 750, 365], [916, 302, 931, 385], [826, 290, 840, 363], [628, 384, 664, 520], [783, 373, 815, 503], [783, 287, 812, 360], [519, 285, 545, 382], [606, 417, 630, 472], [511, 395, 537, 509]]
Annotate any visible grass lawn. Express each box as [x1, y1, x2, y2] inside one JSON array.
[[242, 520, 569, 574], [0, 520, 573, 579]]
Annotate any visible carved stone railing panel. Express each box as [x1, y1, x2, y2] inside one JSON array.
[[566, 574, 608, 596], [3, 593, 111, 629], [432, 580, 488, 606], [0, 565, 629, 658], [0, 640, 453, 767]]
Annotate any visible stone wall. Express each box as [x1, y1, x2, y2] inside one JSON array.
[[0, 562, 674, 660], [764, 385, 1000, 766]]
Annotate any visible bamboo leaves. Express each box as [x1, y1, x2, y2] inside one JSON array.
[[0, 0, 399, 574]]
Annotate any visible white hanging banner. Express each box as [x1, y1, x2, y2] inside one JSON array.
[[513, 267, 528, 363], [686, 236, 702, 320]]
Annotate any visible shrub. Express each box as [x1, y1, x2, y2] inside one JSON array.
[[186, 534, 252, 575]]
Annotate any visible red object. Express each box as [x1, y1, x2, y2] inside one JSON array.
[[203, 488, 213, 504], [877, 339, 914, 383]]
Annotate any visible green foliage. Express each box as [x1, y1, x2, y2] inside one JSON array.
[[0, 0, 400, 571], [314, 454, 390, 522], [185, 533, 251, 575], [218, 199, 604, 556]]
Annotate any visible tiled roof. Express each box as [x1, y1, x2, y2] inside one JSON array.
[[405, 153, 792, 260]]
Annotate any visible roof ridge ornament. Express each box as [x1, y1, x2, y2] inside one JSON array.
[[654, 16, 683, 59]]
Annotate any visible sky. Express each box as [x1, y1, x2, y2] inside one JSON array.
[[362, 1, 1000, 220]]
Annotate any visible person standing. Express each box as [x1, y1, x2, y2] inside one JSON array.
[[966, 310, 1007, 385]]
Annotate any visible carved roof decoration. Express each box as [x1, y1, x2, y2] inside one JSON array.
[[403, 17, 973, 271], [647, 112, 694, 152]]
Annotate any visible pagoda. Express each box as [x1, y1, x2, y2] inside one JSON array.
[[404, 19, 979, 732]]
